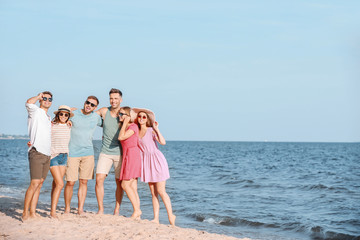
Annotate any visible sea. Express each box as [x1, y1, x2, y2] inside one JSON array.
[[0, 140, 359, 240]]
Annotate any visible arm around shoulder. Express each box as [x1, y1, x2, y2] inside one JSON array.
[[96, 107, 108, 118]]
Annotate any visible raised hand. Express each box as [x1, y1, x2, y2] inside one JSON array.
[[153, 121, 159, 131]]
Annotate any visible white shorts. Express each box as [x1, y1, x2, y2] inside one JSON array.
[[96, 153, 122, 179]]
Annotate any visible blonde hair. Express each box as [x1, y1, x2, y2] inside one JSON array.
[[120, 106, 133, 123]]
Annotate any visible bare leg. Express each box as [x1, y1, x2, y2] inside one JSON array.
[[156, 181, 176, 226], [121, 179, 141, 219], [22, 179, 42, 220], [51, 180, 55, 209], [148, 183, 160, 223], [78, 179, 88, 214], [29, 178, 44, 218], [95, 174, 106, 214], [131, 179, 140, 212], [64, 181, 75, 213], [50, 166, 66, 218], [114, 179, 124, 215]]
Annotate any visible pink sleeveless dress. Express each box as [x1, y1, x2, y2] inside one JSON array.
[[139, 127, 170, 183], [119, 123, 141, 180]]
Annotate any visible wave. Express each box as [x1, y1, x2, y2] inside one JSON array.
[[300, 184, 353, 193], [188, 213, 279, 228], [0, 185, 25, 199], [223, 179, 255, 185], [310, 226, 360, 240], [188, 213, 360, 240]]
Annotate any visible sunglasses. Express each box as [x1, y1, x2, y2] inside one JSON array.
[[119, 112, 128, 117], [85, 100, 97, 107], [42, 97, 53, 102], [59, 112, 69, 117], [138, 115, 147, 119]]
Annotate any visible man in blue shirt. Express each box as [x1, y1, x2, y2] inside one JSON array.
[[64, 96, 102, 215]]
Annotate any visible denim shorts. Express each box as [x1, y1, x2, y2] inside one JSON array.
[[50, 153, 68, 167]]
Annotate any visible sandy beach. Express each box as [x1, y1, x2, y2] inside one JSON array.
[[0, 196, 250, 240]]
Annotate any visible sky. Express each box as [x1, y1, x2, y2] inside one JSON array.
[[1, 0, 359, 142]]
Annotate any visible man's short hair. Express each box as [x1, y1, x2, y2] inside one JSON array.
[[109, 88, 122, 97], [42, 91, 53, 97], [87, 95, 99, 105]]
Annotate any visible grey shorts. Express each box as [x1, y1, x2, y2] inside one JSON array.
[[28, 147, 51, 180]]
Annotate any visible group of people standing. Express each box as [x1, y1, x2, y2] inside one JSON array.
[[22, 88, 176, 226]]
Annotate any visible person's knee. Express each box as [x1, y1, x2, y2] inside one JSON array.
[[79, 179, 88, 185], [96, 175, 105, 185], [66, 181, 75, 187], [121, 181, 128, 190], [57, 180, 64, 189], [30, 179, 41, 188], [156, 188, 166, 196], [39, 178, 45, 184]]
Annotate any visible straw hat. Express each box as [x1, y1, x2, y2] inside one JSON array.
[[53, 105, 74, 118], [129, 109, 138, 122], [132, 108, 155, 126]]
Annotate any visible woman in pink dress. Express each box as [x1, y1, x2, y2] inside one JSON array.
[[133, 108, 176, 226], [118, 107, 142, 219]]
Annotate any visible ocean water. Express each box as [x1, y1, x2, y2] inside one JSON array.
[[0, 140, 359, 240]]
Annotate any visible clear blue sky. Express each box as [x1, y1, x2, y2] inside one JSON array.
[[1, 0, 359, 142]]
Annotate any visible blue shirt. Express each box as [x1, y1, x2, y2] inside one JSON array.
[[68, 109, 102, 157]]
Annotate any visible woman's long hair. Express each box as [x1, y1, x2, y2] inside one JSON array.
[[52, 112, 70, 124], [136, 111, 152, 128]]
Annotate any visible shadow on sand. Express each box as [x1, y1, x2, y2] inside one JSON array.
[[0, 196, 51, 222]]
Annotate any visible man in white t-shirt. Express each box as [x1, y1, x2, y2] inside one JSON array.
[[22, 91, 52, 220]]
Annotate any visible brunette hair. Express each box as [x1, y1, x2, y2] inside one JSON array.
[[109, 88, 122, 97], [87, 95, 99, 105], [137, 112, 152, 127], [52, 111, 70, 124], [42, 91, 53, 97]]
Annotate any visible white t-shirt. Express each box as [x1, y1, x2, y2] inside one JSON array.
[[26, 103, 51, 156]]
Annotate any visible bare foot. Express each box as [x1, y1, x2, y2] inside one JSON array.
[[29, 212, 40, 218], [64, 208, 71, 214], [169, 214, 176, 226], [113, 206, 120, 215], [151, 219, 160, 224], [22, 212, 29, 221], [97, 210, 104, 215], [131, 210, 142, 220], [50, 212, 58, 219]]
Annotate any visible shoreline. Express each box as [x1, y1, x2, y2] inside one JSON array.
[[0, 195, 250, 240]]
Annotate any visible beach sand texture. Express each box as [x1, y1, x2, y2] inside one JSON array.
[[0, 196, 250, 240]]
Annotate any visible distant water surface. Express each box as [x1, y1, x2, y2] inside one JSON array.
[[0, 140, 359, 240]]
